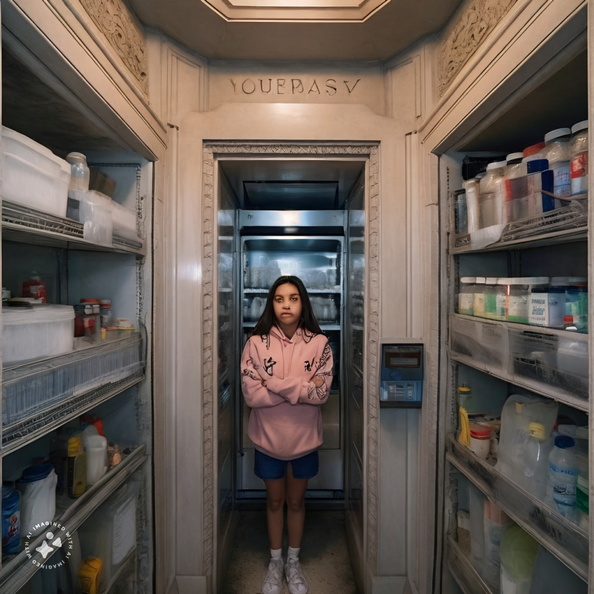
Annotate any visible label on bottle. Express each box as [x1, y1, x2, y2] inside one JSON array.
[[570, 151, 588, 195], [551, 163, 571, 198], [548, 460, 578, 517]]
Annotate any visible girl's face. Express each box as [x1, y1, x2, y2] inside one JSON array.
[[273, 282, 302, 337]]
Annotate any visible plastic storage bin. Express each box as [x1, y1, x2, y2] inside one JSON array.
[[450, 316, 508, 371], [2, 305, 75, 365], [509, 328, 588, 397], [2, 334, 143, 425], [78, 483, 138, 584], [1, 127, 70, 217]]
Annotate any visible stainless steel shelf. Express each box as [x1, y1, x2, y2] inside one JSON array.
[[0, 445, 146, 594], [2, 200, 145, 256], [2, 372, 144, 454], [447, 435, 588, 581]]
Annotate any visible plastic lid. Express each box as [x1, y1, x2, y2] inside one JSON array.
[[457, 386, 471, 393], [485, 277, 498, 284], [544, 127, 571, 143], [571, 120, 588, 134], [66, 151, 88, 164], [528, 422, 546, 440], [470, 422, 492, 437], [497, 277, 513, 285], [503, 277, 549, 285], [523, 141, 546, 157], [2, 304, 75, 324], [475, 277, 486, 284], [506, 152, 524, 163], [19, 461, 54, 483], [486, 160, 506, 171], [554, 435, 575, 449], [81, 298, 100, 304], [550, 276, 588, 286], [460, 277, 476, 283]]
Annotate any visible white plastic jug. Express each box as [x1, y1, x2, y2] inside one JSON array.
[[84, 434, 108, 486], [17, 462, 57, 537], [496, 394, 558, 487]]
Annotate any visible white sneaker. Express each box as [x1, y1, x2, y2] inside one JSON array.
[[262, 557, 284, 594], [285, 557, 308, 594]]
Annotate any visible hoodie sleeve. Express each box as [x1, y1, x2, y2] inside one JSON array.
[[240, 338, 286, 408], [266, 338, 333, 405]]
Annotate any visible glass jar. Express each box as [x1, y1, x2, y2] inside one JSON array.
[[455, 191, 468, 234], [66, 152, 90, 191], [457, 277, 476, 315], [542, 128, 572, 205], [569, 120, 588, 196]]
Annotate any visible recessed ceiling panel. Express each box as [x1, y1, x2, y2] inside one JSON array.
[[244, 181, 339, 209], [203, 0, 390, 21]]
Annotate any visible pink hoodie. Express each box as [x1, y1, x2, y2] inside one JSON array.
[[241, 326, 333, 460]]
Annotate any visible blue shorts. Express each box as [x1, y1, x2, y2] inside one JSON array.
[[254, 449, 319, 481]]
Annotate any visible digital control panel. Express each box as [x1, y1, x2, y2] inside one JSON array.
[[380, 343, 424, 407]]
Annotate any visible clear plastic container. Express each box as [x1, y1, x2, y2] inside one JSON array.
[[479, 161, 506, 227], [454, 191, 468, 234], [473, 277, 486, 318], [514, 421, 553, 499], [569, 120, 588, 195], [542, 127, 572, 204], [457, 277, 475, 315], [66, 152, 90, 191], [505, 277, 549, 324], [499, 524, 539, 594], [495, 277, 511, 320], [463, 177, 481, 233], [505, 152, 526, 179], [483, 277, 499, 320]]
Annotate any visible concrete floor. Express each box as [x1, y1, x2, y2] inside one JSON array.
[[220, 509, 359, 593]]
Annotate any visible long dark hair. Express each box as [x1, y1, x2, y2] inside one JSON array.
[[251, 275, 322, 337]]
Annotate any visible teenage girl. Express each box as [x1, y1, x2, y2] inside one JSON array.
[[240, 275, 334, 594]]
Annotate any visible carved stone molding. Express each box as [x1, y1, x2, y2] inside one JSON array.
[[438, 0, 518, 96], [79, 0, 148, 94], [201, 141, 381, 581]]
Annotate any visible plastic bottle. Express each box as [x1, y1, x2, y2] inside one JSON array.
[[463, 177, 481, 233], [542, 127, 572, 206], [499, 524, 539, 594], [455, 191, 468, 234], [66, 152, 90, 191], [546, 435, 578, 521], [569, 120, 588, 195], [516, 422, 553, 500], [2, 482, 21, 555], [479, 161, 506, 228], [483, 501, 512, 590], [574, 427, 589, 531], [17, 461, 57, 537]]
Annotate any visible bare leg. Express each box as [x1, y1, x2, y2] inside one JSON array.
[[285, 463, 308, 549], [264, 477, 286, 550]]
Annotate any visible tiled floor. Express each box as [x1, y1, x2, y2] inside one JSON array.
[[220, 508, 359, 593]]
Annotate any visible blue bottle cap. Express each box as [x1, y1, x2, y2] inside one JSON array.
[[19, 461, 53, 483], [554, 435, 575, 449]]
